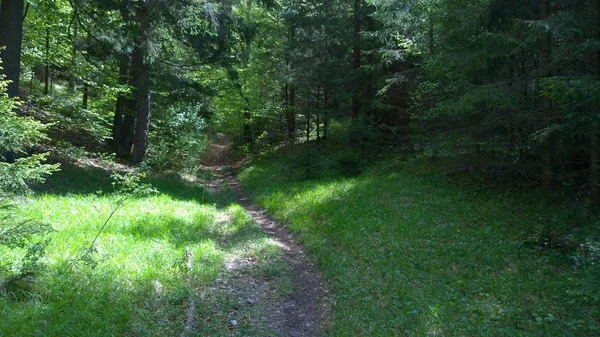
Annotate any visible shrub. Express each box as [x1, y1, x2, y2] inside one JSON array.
[[0, 58, 59, 291], [145, 103, 207, 171]]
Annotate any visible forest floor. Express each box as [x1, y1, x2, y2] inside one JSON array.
[[201, 133, 331, 337], [238, 142, 600, 336], [0, 141, 329, 336]]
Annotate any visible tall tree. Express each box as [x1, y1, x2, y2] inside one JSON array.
[[351, 0, 362, 121], [0, 0, 25, 99], [591, 0, 600, 206], [540, 0, 553, 193], [130, 1, 152, 164]]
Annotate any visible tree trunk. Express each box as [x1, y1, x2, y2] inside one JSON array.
[[540, 0, 553, 193], [591, 0, 600, 207], [0, 0, 24, 163], [70, 1, 79, 92], [428, 14, 437, 161], [82, 82, 88, 109], [323, 89, 329, 140], [28, 66, 34, 95], [131, 51, 150, 165], [365, 11, 375, 119], [283, 83, 289, 137], [131, 3, 151, 165], [0, 0, 24, 99], [289, 86, 296, 139], [351, 0, 362, 121], [316, 87, 321, 141], [287, 27, 296, 140], [112, 56, 129, 154], [119, 49, 141, 159], [306, 88, 311, 142], [50, 68, 54, 98], [44, 26, 50, 95], [591, 123, 599, 206], [119, 102, 136, 158], [243, 109, 252, 148], [428, 14, 435, 56]]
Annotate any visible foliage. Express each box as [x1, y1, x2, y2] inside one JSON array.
[[0, 62, 59, 194], [0, 200, 52, 294], [368, 0, 600, 195], [0, 59, 58, 293], [145, 103, 208, 170]]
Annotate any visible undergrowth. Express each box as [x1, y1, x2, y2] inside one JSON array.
[[0, 164, 292, 336], [240, 143, 600, 336]]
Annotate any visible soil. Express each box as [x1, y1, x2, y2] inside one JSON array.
[[203, 134, 331, 337]]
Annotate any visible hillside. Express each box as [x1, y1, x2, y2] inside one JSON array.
[[239, 144, 600, 336]]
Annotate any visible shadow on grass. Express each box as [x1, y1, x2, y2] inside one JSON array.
[[2, 202, 280, 336], [2, 154, 293, 336], [240, 153, 600, 336], [121, 213, 215, 246], [34, 163, 224, 205]]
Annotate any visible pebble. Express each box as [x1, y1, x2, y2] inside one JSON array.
[[230, 320, 238, 326]]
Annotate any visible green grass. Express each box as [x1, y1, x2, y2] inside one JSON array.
[[0, 164, 292, 336], [239, 148, 600, 336]]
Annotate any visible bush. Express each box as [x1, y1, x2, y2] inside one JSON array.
[[0, 200, 52, 294], [0, 58, 59, 291], [145, 103, 207, 171]]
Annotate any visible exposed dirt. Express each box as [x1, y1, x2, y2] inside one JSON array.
[[203, 134, 331, 337]]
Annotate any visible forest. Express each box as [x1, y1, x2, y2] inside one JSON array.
[[1, 0, 599, 335]]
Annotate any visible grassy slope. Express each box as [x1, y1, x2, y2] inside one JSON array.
[[0, 164, 292, 336], [240, 151, 600, 336]]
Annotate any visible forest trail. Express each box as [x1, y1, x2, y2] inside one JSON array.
[[203, 134, 331, 337]]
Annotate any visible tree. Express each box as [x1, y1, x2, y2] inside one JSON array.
[[130, 1, 152, 164], [0, 0, 24, 99]]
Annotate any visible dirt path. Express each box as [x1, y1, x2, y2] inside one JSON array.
[[203, 134, 331, 337]]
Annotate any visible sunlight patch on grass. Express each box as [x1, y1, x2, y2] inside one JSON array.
[[1, 193, 228, 336], [240, 155, 600, 336], [1, 174, 293, 336]]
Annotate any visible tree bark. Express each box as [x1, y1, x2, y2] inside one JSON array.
[[82, 82, 89, 109], [289, 85, 296, 139], [0, 0, 24, 163], [70, 0, 79, 92], [323, 89, 329, 140], [113, 56, 129, 154], [540, 0, 553, 193], [365, 11, 375, 118], [118, 48, 142, 158], [0, 0, 24, 99], [316, 87, 321, 141], [591, 0, 600, 207], [243, 109, 252, 149], [306, 88, 311, 142], [44, 26, 50, 95], [351, 0, 362, 121], [131, 3, 151, 165], [591, 123, 599, 206], [131, 48, 150, 165], [287, 27, 296, 140]]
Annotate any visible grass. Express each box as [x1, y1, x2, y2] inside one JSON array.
[[0, 164, 293, 336], [239, 146, 600, 336]]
